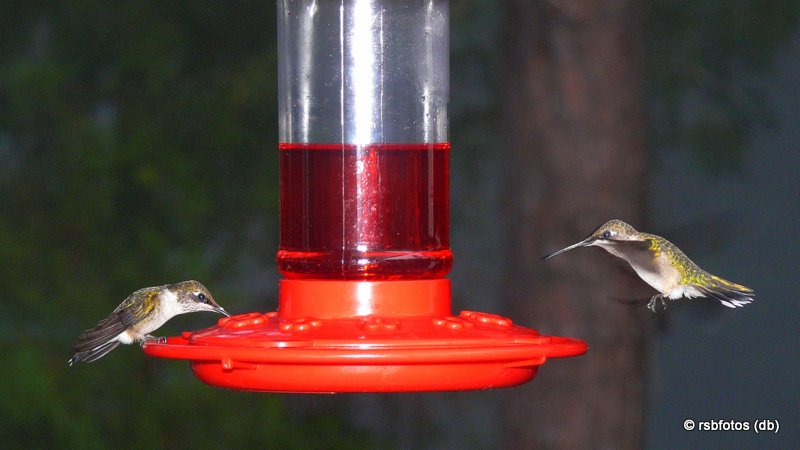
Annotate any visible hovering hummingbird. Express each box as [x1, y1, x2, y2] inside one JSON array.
[[68, 280, 229, 365], [542, 220, 754, 312]]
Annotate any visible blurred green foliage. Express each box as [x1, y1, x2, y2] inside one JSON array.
[[0, 1, 372, 448]]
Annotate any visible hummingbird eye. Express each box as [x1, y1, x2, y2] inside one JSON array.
[[601, 231, 611, 239], [197, 292, 207, 303]]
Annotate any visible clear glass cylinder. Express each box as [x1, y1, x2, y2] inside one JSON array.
[[277, 0, 451, 280]]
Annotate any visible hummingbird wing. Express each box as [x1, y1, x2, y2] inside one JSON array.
[[116, 290, 160, 330], [605, 237, 653, 250], [69, 287, 165, 365], [600, 238, 657, 265], [68, 312, 127, 365]]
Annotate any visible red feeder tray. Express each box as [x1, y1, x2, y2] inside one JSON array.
[[144, 279, 587, 392]]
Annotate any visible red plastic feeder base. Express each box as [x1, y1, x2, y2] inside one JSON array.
[[143, 280, 587, 393]]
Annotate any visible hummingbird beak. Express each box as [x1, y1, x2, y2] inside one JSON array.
[[214, 306, 231, 317], [542, 237, 593, 260]]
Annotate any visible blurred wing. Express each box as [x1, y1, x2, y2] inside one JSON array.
[[602, 238, 657, 267], [606, 238, 653, 252]]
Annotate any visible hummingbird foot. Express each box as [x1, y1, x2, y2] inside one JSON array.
[[140, 335, 167, 346], [647, 294, 667, 313]]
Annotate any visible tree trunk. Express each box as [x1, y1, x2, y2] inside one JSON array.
[[500, 1, 650, 449]]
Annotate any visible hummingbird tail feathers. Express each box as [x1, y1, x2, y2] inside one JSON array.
[[698, 277, 755, 308], [68, 340, 121, 365], [68, 313, 127, 365]]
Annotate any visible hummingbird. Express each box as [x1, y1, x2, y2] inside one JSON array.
[[68, 280, 229, 365], [542, 219, 755, 312]]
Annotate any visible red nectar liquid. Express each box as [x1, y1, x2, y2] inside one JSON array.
[[278, 143, 451, 280]]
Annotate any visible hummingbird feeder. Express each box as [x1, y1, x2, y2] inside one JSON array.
[[143, 0, 586, 392]]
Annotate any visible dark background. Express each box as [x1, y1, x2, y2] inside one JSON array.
[[1, 1, 797, 448]]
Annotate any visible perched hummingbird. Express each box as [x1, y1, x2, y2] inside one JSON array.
[[68, 280, 229, 365], [542, 219, 755, 312]]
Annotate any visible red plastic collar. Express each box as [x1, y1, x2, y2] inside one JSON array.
[[278, 279, 451, 318]]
